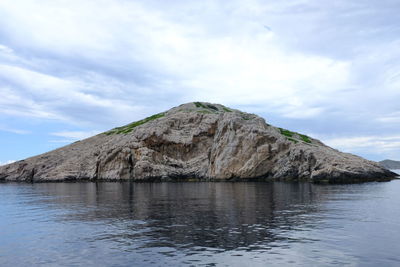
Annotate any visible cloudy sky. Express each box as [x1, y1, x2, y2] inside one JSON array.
[[0, 0, 399, 164]]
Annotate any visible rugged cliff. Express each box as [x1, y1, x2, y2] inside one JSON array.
[[0, 102, 396, 183]]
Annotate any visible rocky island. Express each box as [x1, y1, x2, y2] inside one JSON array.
[[0, 102, 396, 183]]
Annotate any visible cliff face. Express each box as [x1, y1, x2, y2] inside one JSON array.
[[0, 102, 396, 183]]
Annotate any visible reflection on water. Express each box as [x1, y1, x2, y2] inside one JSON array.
[[0, 181, 399, 266]]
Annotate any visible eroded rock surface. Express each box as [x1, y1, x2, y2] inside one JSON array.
[[0, 102, 396, 183]]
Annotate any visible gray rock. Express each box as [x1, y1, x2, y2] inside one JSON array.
[[0, 102, 396, 183], [379, 159, 400, 170]]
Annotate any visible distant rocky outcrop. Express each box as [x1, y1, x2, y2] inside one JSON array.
[[0, 102, 397, 183], [379, 160, 400, 170]]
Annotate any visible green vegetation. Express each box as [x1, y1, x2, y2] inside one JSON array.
[[239, 112, 254, 120], [299, 134, 311, 143], [279, 128, 294, 138], [194, 102, 207, 109], [194, 102, 236, 115], [194, 102, 218, 114], [104, 112, 165, 135], [278, 128, 312, 144], [206, 104, 218, 111], [198, 110, 213, 114], [105, 103, 237, 135]]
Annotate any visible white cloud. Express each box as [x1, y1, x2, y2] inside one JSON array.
[[376, 112, 400, 123], [323, 135, 400, 159], [51, 130, 102, 141], [0, 0, 399, 160], [0, 0, 354, 122], [0, 63, 150, 126], [0, 124, 30, 134], [0, 160, 16, 166]]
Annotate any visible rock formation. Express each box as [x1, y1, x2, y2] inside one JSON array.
[[0, 102, 396, 183]]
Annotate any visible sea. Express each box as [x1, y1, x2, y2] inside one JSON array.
[[0, 178, 400, 266]]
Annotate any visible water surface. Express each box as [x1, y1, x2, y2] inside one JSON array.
[[1, 181, 399, 266]]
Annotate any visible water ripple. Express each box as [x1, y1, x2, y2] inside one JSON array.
[[0, 181, 399, 266]]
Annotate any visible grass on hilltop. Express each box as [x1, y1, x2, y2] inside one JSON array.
[[278, 128, 312, 144], [104, 112, 165, 135]]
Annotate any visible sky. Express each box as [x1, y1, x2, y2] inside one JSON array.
[[0, 0, 399, 164]]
